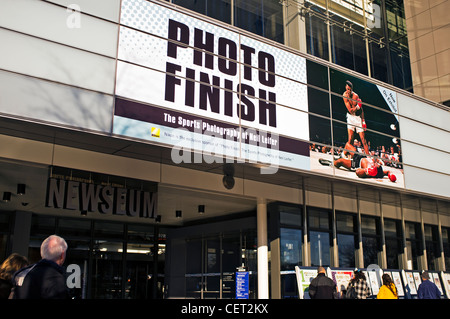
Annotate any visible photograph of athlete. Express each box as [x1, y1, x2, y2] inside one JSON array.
[[318, 142, 397, 182], [343, 80, 369, 155]]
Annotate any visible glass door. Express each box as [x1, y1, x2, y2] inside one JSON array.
[[185, 236, 222, 299], [185, 231, 254, 299]]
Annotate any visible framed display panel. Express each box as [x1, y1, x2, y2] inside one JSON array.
[[294, 266, 318, 299]]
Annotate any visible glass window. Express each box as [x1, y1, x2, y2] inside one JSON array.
[[94, 221, 124, 240], [58, 218, 91, 237], [362, 236, 379, 266], [173, 0, 231, 24], [234, 0, 284, 44], [280, 228, 302, 270], [92, 239, 124, 299], [338, 233, 355, 267], [0, 212, 11, 261], [308, 208, 331, 266], [385, 238, 400, 269], [336, 213, 356, 267], [330, 21, 368, 76], [279, 205, 302, 227], [30, 215, 56, 237], [405, 221, 421, 270], [384, 218, 400, 238], [336, 213, 355, 233], [443, 228, 450, 270], [361, 216, 381, 266], [306, 60, 329, 90], [0, 212, 10, 232], [424, 225, 440, 270], [64, 238, 90, 299], [308, 209, 330, 230], [309, 114, 332, 147], [305, 3, 329, 61], [310, 231, 330, 267], [127, 224, 156, 242], [361, 216, 378, 235], [308, 86, 331, 118], [384, 219, 402, 269]]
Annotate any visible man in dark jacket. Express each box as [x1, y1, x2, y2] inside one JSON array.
[[308, 266, 337, 299], [417, 271, 441, 299], [12, 235, 69, 299]]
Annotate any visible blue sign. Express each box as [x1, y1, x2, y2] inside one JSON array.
[[236, 271, 249, 299]]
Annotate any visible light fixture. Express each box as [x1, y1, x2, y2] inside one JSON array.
[[223, 164, 235, 190], [81, 210, 87, 216], [223, 175, 235, 189], [198, 205, 205, 214], [3, 192, 11, 202], [17, 184, 26, 195], [176, 210, 182, 218], [155, 215, 161, 223]]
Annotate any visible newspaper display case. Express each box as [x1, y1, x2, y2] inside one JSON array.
[[428, 271, 445, 298], [327, 267, 356, 295], [294, 266, 318, 299], [295, 266, 448, 299], [441, 272, 450, 299]]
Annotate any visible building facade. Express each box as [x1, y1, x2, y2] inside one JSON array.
[[0, 0, 449, 299]]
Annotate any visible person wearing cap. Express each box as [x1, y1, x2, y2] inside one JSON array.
[[417, 271, 441, 299]]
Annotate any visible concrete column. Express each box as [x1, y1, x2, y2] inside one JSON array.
[[331, 182, 338, 267], [356, 188, 364, 268], [302, 178, 309, 266], [436, 201, 446, 271], [379, 191, 388, 269], [257, 197, 269, 299], [11, 211, 32, 257], [283, 0, 308, 53], [418, 198, 428, 270]]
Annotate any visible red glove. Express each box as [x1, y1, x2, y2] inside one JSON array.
[[388, 172, 396, 182], [362, 120, 367, 130], [365, 165, 378, 177], [356, 98, 362, 110]]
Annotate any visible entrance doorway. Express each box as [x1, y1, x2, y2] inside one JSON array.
[[184, 230, 257, 299]]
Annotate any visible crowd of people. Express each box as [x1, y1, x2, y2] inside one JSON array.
[[0, 235, 444, 300], [308, 266, 443, 299]]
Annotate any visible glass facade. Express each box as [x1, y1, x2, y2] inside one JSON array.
[[171, 0, 284, 44], [304, 0, 412, 92], [170, 0, 412, 91], [272, 200, 450, 297]]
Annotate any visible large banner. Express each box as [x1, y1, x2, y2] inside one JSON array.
[[113, 0, 310, 173], [112, 0, 404, 187], [308, 64, 404, 188]]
